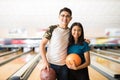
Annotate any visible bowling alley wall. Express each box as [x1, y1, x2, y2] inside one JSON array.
[[0, 0, 120, 39]]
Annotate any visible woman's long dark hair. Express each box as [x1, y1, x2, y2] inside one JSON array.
[[68, 22, 84, 47]]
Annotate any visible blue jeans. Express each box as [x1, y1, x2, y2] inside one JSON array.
[[50, 63, 68, 80]]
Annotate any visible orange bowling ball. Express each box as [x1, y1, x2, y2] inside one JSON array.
[[66, 53, 81, 67], [40, 68, 56, 80]]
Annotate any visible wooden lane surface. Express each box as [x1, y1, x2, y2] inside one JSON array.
[[28, 60, 108, 80], [0, 52, 36, 80], [0, 52, 19, 63], [88, 66, 108, 80], [0, 50, 7, 53], [28, 60, 42, 80], [0, 51, 11, 54], [106, 49, 120, 53], [92, 55, 120, 74]]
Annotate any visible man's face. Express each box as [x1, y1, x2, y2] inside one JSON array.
[[59, 11, 72, 26]]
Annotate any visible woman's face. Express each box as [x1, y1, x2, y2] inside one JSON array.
[[72, 25, 82, 39]]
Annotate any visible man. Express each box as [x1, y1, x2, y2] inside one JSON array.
[[40, 7, 72, 80]]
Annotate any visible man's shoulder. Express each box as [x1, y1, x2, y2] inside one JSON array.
[[49, 24, 58, 29]]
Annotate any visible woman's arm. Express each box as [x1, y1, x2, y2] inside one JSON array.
[[69, 51, 90, 70], [77, 51, 90, 69]]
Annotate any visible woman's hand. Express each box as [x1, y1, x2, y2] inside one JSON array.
[[67, 60, 78, 70]]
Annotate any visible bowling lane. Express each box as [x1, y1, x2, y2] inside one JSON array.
[[88, 66, 108, 80], [0, 49, 19, 57], [28, 60, 108, 80], [0, 51, 37, 80], [28, 59, 42, 80], [91, 52, 120, 78], [0, 51, 20, 63], [0, 50, 15, 54], [92, 49, 120, 60], [0, 51, 7, 54], [0, 48, 7, 53], [105, 49, 120, 54]]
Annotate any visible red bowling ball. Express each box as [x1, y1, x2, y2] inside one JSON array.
[[40, 68, 56, 80]]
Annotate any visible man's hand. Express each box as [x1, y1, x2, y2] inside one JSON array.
[[85, 39, 90, 44]]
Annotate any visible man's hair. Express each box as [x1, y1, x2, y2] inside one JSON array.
[[59, 7, 72, 16]]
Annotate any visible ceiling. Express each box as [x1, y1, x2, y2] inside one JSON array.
[[0, 0, 120, 38]]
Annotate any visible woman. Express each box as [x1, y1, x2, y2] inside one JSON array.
[[67, 22, 90, 80]]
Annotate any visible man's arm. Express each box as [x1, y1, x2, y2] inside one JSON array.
[[40, 38, 49, 70]]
